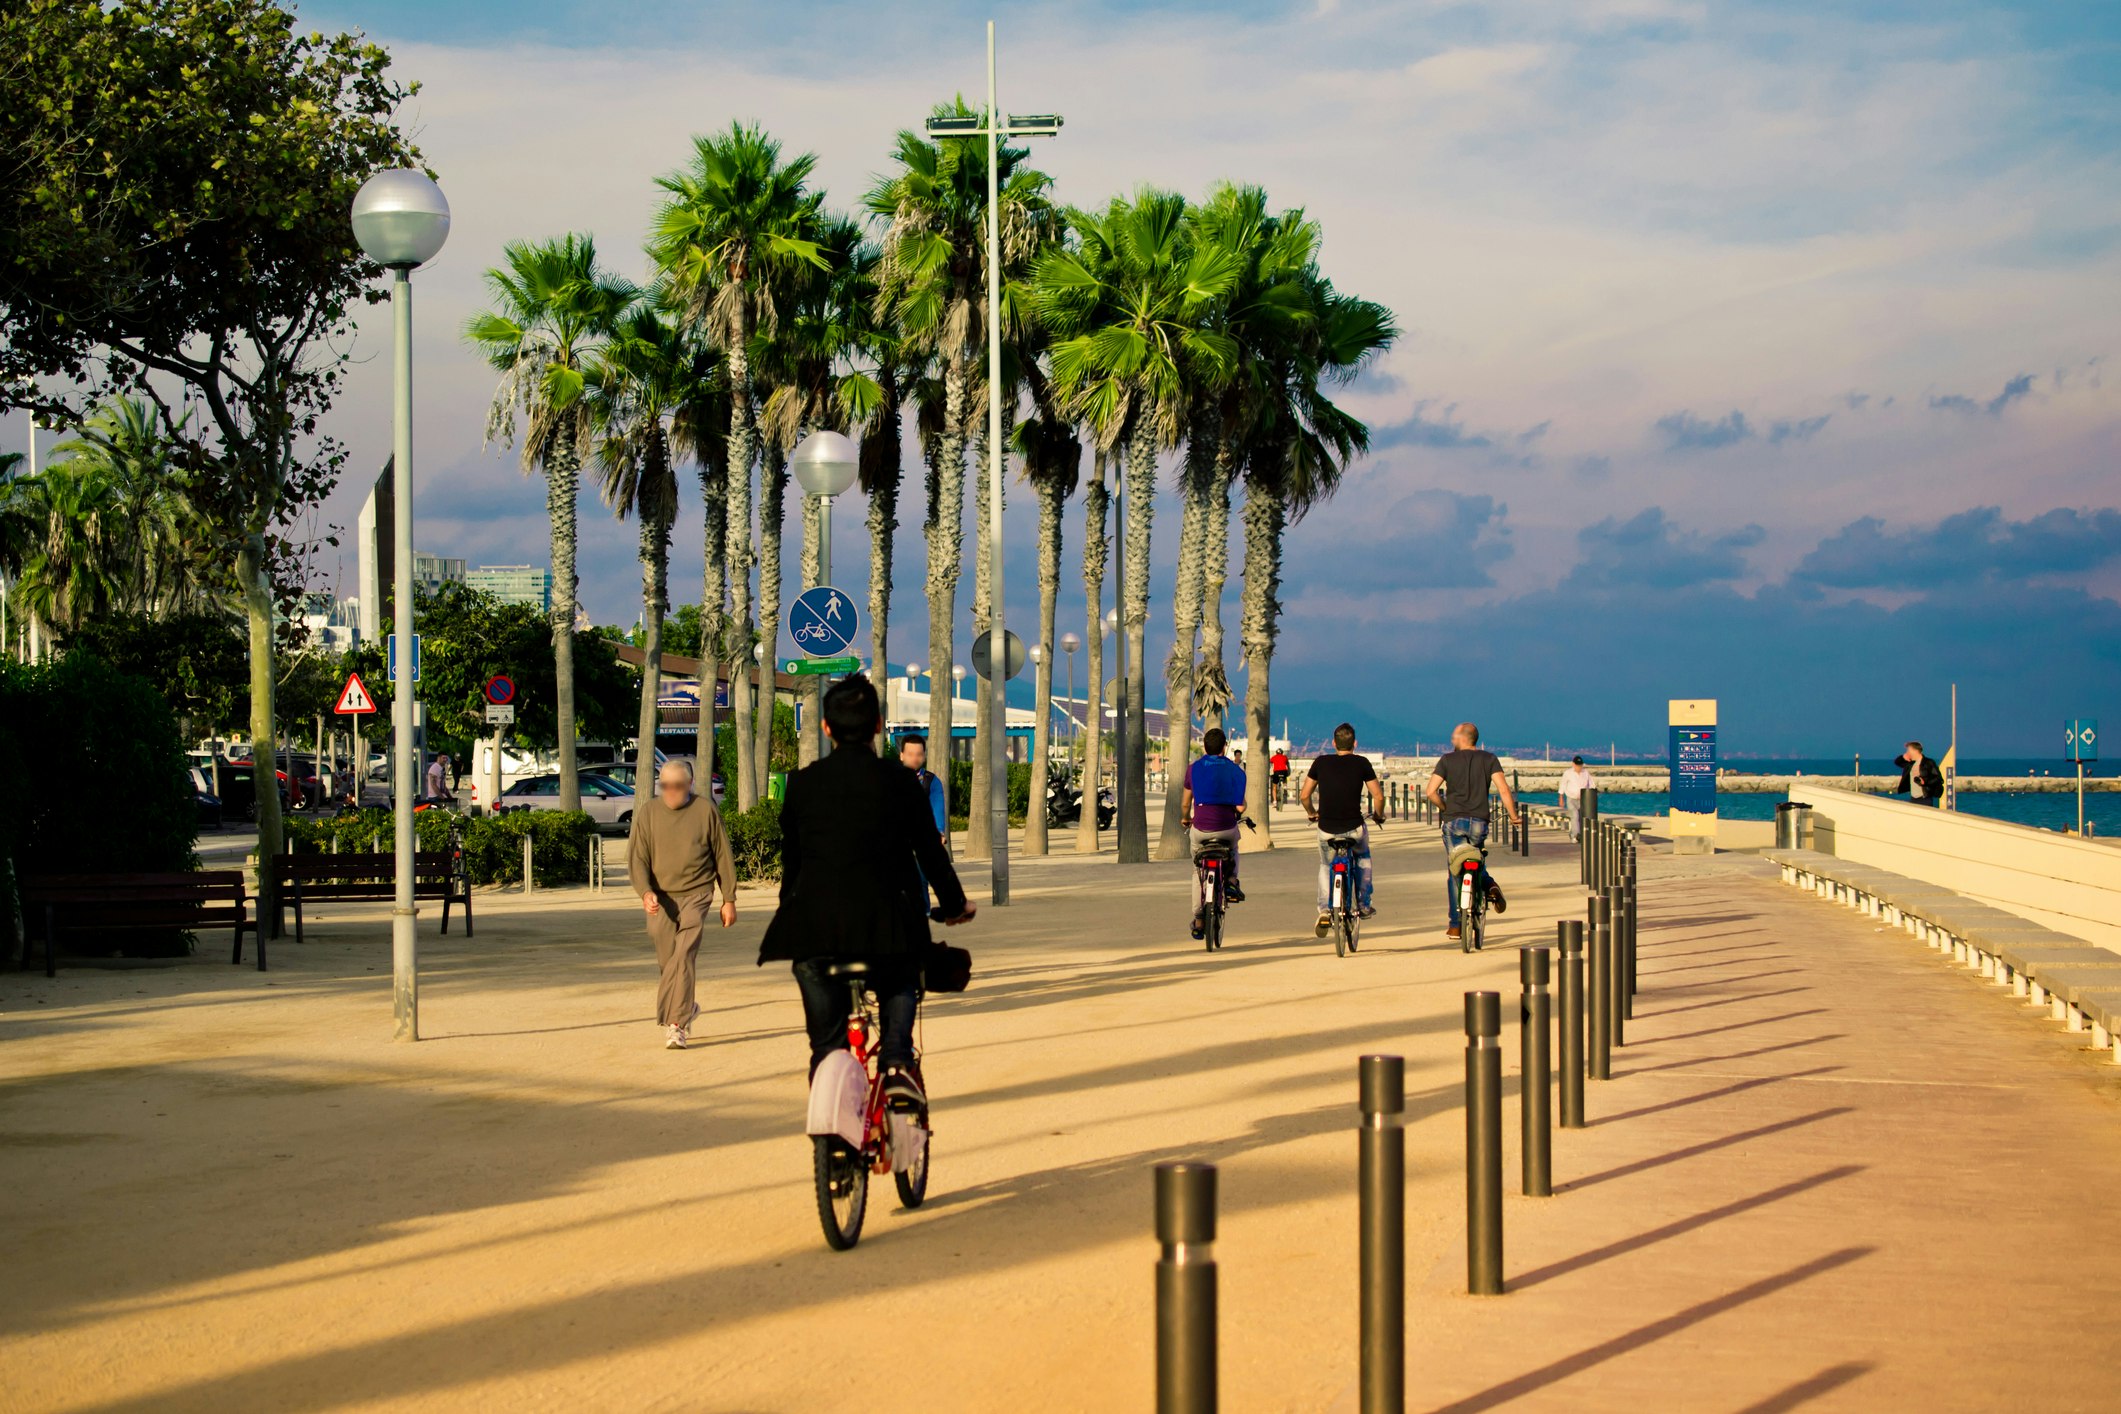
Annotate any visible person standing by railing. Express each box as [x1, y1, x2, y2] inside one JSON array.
[[1558, 755, 1595, 840]]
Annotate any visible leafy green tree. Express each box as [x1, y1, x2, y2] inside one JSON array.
[[60, 610, 250, 734], [1033, 189, 1239, 862], [650, 122, 827, 808], [466, 234, 634, 814], [0, 0, 422, 917]]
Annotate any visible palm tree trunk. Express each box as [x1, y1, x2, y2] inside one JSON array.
[[755, 447, 789, 799], [1077, 455, 1108, 854], [1118, 419, 1157, 864], [633, 487, 672, 796], [1240, 483, 1285, 850], [1026, 473, 1062, 855], [926, 363, 967, 835], [1197, 446, 1235, 733], [967, 428, 993, 860], [864, 372, 901, 699], [236, 533, 282, 923], [726, 337, 758, 812], [694, 467, 729, 785], [1155, 475, 1208, 860], [547, 430, 582, 814]]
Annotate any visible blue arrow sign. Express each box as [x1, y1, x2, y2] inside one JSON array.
[[2066, 717, 2098, 764], [387, 633, 421, 685], [788, 585, 858, 659]]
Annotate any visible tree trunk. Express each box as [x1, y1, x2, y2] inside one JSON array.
[[633, 486, 671, 797], [1026, 474, 1062, 855], [967, 428, 993, 860], [547, 430, 582, 814], [1118, 419, 1157, 864], [1240, 484, 1284, 850], [1077, 455, 1108, 854], [727, 330, 759, 812], [865, 373, 901, 701], [755, 445, 788, 802], [925, 363, 967, 834], [237, 534, 282, 923], [1155, 475, 1208, 860], [695, 467, 729, 788], [1197, 444, 1235, 733]]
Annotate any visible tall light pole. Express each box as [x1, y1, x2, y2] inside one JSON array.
[[351, 168, 450, 1042], [925, 22, 1061, 905], [791, 430, 859, 756]]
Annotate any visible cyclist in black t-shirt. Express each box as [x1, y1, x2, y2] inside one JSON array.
[[1301, 722, 1386, 935], [1425, 721, 1522, 941]]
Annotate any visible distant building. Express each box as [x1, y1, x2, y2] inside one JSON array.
[[412, 552, 465, 594], [466, 564, 554, 612], [300, 593, 360, 653]]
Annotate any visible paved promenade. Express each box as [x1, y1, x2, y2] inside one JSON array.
[[3, 814, 2119, 1411]]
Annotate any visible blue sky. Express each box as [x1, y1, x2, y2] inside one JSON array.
[[133, 0, 2120, 752]]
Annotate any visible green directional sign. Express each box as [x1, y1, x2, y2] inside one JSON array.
[[782, 655, 861, 677]]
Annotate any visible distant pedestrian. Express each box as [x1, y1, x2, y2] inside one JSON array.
[[628, 759, 739, 1049], [424, 752, 451, 802], [1894, 741, 1944, 806], [1558, 755, 1595, 840], [898, 734, 948, 851]]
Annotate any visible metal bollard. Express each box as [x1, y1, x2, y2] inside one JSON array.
[[1558, 921, 1585, 1128], [1465, 992, 1504, 1295], [1156, 1163, 1218, 1414], [1520, 948, 1552, 1196], [523, 833, 534, 894], [1625, 838, 1640, 1001], [1590, 897, 1612, 1079], [1604, 886, 1626, 1046], [1359, 1056, 1404, 1413], [1518, 807, 1531, 857]]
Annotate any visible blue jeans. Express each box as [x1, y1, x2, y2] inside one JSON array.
[[793, 957, 920, 1076], [1316, 825, 1373, 911], [1443, 818, 1493, 926]]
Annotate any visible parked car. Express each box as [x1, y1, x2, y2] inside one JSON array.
[[598, 759, 726, 807], [189, 767, 224, 830], [498, 772, 635, 835]]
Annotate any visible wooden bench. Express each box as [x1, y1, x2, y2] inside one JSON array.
[[1764, 847, 2121, 1061], [269, 852, 472, 944], [20, 872, 259, 976]]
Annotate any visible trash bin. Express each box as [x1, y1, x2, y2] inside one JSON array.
[[1775, 801, 1811, 850], [768, 771, 788, 804]]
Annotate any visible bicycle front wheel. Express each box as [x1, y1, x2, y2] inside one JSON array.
[[813, 1136, 869, 1251]]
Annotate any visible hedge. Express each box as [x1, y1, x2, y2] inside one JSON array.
[[723, 800, 783, 882], [946, 760, 1032, 829], [282, 808, 598, 888], [0, 653, 197, 959]]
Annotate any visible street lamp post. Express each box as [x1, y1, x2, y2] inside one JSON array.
[[1060, 632, 1081, 764], [925, 22, 1061, 906], [791, 431, 859, 756], [351, 168, 450, 1043]]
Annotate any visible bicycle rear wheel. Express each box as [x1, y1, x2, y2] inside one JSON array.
[[1203, 899, 1222, 952], [1333, 910, 1349, 958], [894, 1125, 930, 1208], [813, 1136, 869, 1251]]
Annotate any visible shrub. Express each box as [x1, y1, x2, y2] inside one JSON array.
[[722, 800, 784, 882], [0, 654, 197, 959], [945, 760, 1032, 829], [283, 808, 597, 887]]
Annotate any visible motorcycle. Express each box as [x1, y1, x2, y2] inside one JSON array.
[[1046, 777, 1116, 829]]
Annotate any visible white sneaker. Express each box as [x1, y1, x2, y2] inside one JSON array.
[[665, 1024, 688, 1050]]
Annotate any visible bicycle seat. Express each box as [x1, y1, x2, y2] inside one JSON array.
[[1193, 839, 1234, 863], [1447, 843, 1486, 871], [822, 960, 873, 980], [1325, 834, 1362, 849]]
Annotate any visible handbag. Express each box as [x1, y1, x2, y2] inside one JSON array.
[[924, 943, 972, 994]]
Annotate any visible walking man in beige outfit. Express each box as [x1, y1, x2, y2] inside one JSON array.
[[628, 759, 738, 1049]]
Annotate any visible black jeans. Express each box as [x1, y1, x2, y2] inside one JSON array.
[[793, 957, 921, 1076]]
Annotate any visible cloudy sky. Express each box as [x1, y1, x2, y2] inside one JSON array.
[[91, 0, 2121, 753]]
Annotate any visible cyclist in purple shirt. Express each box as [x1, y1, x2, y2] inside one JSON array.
[[1183, 728, 1249, 939]]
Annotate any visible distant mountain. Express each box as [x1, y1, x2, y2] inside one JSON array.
[[1270, 701, 1436, 755]]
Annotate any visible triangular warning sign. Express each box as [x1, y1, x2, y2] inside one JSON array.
[[334, 671, 376, 715]]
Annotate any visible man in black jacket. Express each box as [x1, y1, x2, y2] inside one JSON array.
[[759, 674, 973, 1112], [1894, 741, 1945, 806]]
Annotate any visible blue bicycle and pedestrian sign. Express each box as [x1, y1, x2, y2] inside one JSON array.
[[2066, 718, 2098, 763], [788, 585, 859, 659]]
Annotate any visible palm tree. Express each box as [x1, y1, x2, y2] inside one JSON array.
[[1238, 279, 1398, 842], [672, 358, 732, 780], [467, 234, 634, 814], [1157, 187, 1319, 858], [1033, 189, 1239, 862], [1075, 448, 1111, 853], [869, 102, 1055, 836], [590, 294, 717, 792], [1016, 396, 1081, 856], [761, 215, 882, 767], [651, 122, 828, 810]]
